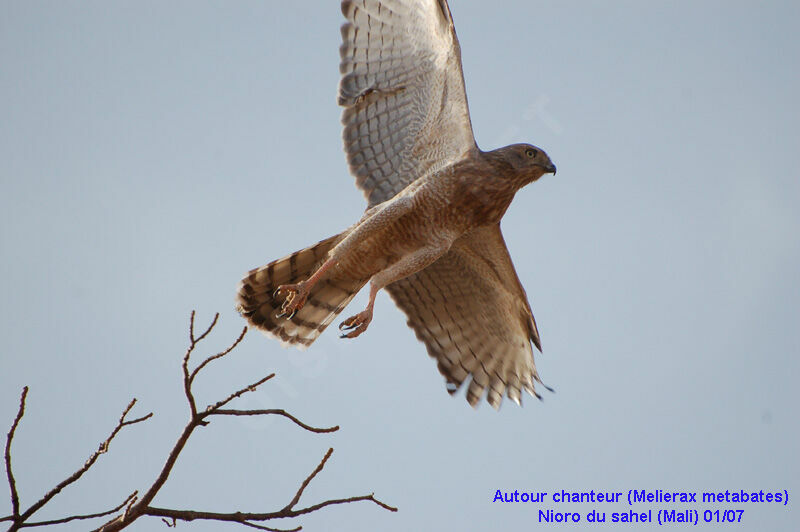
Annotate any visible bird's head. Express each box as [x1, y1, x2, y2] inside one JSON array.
[[506, 144, 556, 181], [503, 143, 556, 185]]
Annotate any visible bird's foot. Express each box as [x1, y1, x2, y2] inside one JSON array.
[[273, 282, 309, 319], [339, 309, 373, 339]]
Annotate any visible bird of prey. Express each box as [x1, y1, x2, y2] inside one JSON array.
[[237, 0, 557, 409]]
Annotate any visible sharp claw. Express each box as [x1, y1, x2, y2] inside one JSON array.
[[340, 328, 362, 339], [273, 287, 282, 299], [338, 310, 371, 339], [276, 308, 297, 320], [339, 318, 358, 331]]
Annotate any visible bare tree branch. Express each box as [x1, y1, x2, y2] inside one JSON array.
[[140, 447, 397, 529], [4, 311, 394, 532], [240, 522, 300, 532], [2, 393, 151, 531], [21, 399, 151, 522], [190, 325, 248, 384], [182, 310, 221, 417], [203, 373, 275, 415], [214, 409, 338, 434], [284, 447, 333, 511], [4, 386, 27, 523], [11, 492, 138, 528], [294, 493, 398, 515], [144, 492, 398, 523], [189, 310, 218, 345]]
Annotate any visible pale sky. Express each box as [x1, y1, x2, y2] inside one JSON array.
[[1, 1, 798, 531]]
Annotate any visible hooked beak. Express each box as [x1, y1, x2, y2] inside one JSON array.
[[545, 163, 557, 175]]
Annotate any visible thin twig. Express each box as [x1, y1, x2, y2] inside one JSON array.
[[122, 492, 138, 521], [214, 409, 339, 434], [190, 326, 248, 384], [288, 493, 398, 515], [16, 491, 138, 528], [284, 448, 333, 511], [190, 311, 218, 345], [240, 522, 300, 532], [183, 312, 222, 416], [203, 374, 276, 414], [5, 386, 27, 522]]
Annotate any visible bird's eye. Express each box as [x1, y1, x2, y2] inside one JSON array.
[[525, 148, 537, 159]]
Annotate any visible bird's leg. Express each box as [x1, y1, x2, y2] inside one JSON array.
[[339, 239, 452, 339], [274, 258, 337, 318], [277, 196, 414, 320], [338, 283, 379, 339]]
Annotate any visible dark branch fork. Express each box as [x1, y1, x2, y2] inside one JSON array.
[[2, 311, 395, 531]]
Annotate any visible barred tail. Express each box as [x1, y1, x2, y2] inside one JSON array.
[[236, 234, 367, 348]]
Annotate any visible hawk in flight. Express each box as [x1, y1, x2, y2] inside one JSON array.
[[238, 0, 557, 409]]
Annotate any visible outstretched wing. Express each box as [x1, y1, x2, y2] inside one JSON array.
[[386, 224, 547, 409], [339, 0, 477, 207]]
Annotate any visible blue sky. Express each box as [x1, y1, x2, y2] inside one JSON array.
[[1, 1, 798, 530]]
